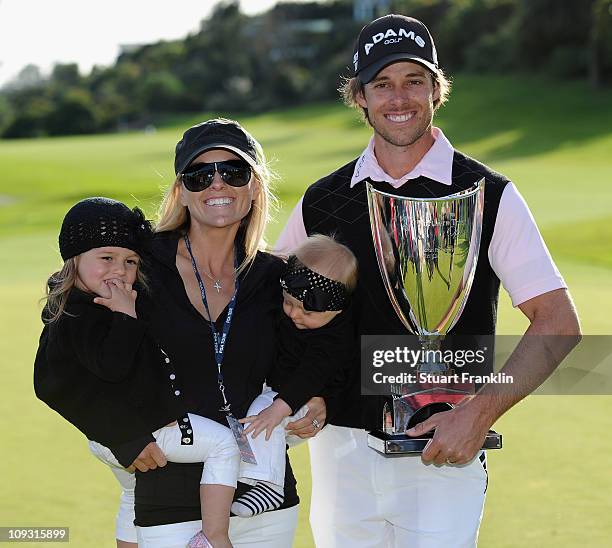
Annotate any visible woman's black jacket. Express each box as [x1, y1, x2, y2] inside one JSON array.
[[125, 231, 299, 525]]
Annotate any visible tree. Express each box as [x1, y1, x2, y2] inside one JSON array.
[[0, 95, 13, 133], [590, 0, 612, 86], [516, 0, 591, 77], [180, 1, 253, 110], [51, 63, 81, 87], [435, 0, 516, 73], [140, 71, 186, 112], [2, 64, 44, 91], [44, 89, 98, 135], [2, 96, 53, 138]]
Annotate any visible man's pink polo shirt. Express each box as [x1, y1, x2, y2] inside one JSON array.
[[276, 128, 565, 307]]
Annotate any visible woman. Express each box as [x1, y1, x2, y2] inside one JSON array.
[[110, 118, 326, 547]]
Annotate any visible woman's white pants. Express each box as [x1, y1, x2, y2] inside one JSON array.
[[88, 441, 138, 543], [136, 506, 299, 547]]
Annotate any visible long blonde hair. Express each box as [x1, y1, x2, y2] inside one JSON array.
[[44, 259, 78, 324], [156, 134, 277, 275]]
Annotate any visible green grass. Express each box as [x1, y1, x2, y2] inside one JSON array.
[[1, 74, 611, 546]]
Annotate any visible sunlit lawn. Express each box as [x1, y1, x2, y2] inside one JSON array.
[[1, 74, 611, 546]]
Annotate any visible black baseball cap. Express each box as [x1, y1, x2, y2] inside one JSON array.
[[174, 118, 259, 175], [353, 14, 438, 84]]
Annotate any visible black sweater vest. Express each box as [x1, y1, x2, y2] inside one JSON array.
[[302, 150, 510, 429]]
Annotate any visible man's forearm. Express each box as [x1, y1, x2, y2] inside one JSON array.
[[467, 292, 581, 426]]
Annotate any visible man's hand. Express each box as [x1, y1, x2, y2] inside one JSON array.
[[406, 402, 490, 465], [240, 398, 293, 441], [407, 289, 581, 466], [130, 442, 167, 472], [94, 279, 137, 318], [285, 396, 326, 439]]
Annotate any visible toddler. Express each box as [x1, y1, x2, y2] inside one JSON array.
[[34, 197, 239, 548], [232, 234, 357, 517]]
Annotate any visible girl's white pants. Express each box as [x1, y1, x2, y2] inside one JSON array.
[[308, 425, 488, 548], [239, 388, 308, 486], [88, 412, 240, 543]]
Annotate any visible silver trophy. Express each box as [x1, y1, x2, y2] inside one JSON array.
[[365, 179, 502, 455]]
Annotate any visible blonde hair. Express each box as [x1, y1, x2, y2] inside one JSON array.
[[156, 136, 277, 276], [43, 254, 148, 324], [339, 68, 452, 124], [44, 259, 78, 324], [293, 234, 358, 293]]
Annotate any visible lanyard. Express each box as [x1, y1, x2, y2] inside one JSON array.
[[183, 234, 239, 413]]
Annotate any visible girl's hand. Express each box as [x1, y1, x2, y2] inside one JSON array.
[[130, 442, 167, 472], [94, 279, 137, 318], [239, 398, 293, 441]]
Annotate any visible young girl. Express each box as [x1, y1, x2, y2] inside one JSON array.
[[34, 197, 239, 548], [232, 234, 357, 517]]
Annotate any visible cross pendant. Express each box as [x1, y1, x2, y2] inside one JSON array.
[[213, 280, 222, 293]]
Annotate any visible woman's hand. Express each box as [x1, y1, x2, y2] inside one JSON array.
[[94, 279, 137, 318], [285, 396, 326, 439], [130, 442, 167, 472], [240, 398, 292, 441]]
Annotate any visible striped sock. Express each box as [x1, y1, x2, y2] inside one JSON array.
[[231, 481, 284, 517]]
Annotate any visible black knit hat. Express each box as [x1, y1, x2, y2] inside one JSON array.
[[59, 197, 152, 261], [174, 118, 259, 175]]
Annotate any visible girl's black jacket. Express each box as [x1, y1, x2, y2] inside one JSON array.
[[123, 231, 299, 525], [33, 286, 186, 454]]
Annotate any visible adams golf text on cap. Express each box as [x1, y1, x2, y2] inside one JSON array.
[[353, 14, 438, 84]]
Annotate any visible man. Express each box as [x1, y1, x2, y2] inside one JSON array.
[[276, 13, 581, 548]]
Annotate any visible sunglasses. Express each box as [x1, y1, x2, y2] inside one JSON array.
[[180, 160, 252, 192]]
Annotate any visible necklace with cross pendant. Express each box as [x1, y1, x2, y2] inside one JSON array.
[[199, 261, 235, 293], [199, 268, 223, 293]]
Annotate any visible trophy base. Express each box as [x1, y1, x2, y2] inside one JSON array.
[[367, 430, 502, 456]]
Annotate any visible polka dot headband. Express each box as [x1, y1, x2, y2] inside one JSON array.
[[280, 255, 348, 312]]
